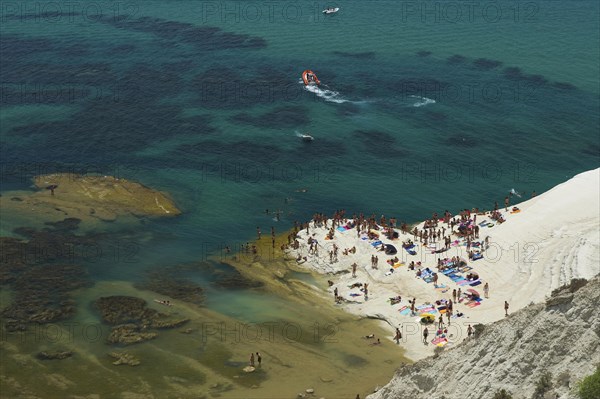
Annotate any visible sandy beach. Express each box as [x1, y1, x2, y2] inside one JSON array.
[[287, 169, 600, 362]]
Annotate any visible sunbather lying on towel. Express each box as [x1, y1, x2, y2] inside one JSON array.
[[389, 295, 402, 305], [349, 282, 363, 289]]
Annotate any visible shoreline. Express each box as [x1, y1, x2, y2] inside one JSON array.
[[1, 169, 597, 398], [283, 168, 600, 362]]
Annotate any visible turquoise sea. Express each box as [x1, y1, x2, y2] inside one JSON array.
[[1, 0, 599, 397]]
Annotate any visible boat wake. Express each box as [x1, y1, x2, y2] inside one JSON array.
[[410, 95, 436, 107], [295, 130, 314, 141], [301, 80, 349, 104]]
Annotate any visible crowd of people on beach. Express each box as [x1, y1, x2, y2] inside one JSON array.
[[281, 192, 524, 351], [220, 190, 524, 361]]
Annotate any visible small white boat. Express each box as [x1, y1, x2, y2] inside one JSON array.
[[300, 133, 314, 142], [323, 7, 339, 14]]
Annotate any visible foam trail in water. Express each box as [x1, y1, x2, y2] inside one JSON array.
[[301, 80, 350, 104], [410, 95, 436, 107], [304, 85, 349, 103]]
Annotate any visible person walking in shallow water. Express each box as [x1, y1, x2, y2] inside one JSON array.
[[250, 353, 255, 367], [394, 327, 402, 344], [256, 352, 261, 366]]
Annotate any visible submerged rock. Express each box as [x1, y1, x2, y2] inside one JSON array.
[[0, 173, 181, 226], [95, 296, 189, 345], [2, 261, 89, 327], [96, 296, 161, 325], [212, 270, 264, 290], [37, 351, 73, 360], [107, 324, 158, 345], [108, 351, 141, 366], [135, 271, 206, 305]]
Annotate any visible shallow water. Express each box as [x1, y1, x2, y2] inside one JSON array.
[[1, 0, 599, 396]]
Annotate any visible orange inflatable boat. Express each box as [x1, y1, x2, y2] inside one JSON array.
[[302, 70, 321, 86]]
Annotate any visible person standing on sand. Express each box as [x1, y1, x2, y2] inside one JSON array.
[[438, 315, 444, 329], [452, 289, 457, 302], [352, 263, 357, 277], [467, 324, 473, 338], [484, 282, 489, 298], [394, 328, 402, 344], [457, 288, 462, 302], [423, 327, 429, 344], [364, 284, 369, 300], [504, 301, 509, 316]]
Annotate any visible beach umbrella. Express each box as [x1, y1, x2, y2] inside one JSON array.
[[385, 244, 397, 255], [466, 288, 480, 297]]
